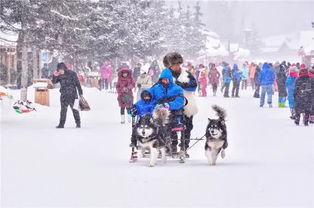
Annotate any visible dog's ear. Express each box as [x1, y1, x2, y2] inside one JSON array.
[[208, 118, 211, 122]]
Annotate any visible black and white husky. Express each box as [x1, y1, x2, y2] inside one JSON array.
[[135, 114, 167, 167], [205, 105, 228, 165]]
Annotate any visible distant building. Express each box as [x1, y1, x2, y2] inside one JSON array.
[[259, 31, 314, 62], [0, 31, 18, 86]]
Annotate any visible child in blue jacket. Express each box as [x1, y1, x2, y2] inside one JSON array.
[[129, 90, 155, 147]]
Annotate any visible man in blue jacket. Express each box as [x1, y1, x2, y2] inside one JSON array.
[[258, 63, 275, 107], [150, 65, 185, 154]]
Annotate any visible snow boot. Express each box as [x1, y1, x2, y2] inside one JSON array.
[[294, 115, 300, 125], [294, 120, 300, 125], [121, 114, 125, 124], [56, 121, 65, 128], [290, 108, 296, 120]]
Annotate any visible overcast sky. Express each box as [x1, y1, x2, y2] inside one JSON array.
[[166, 0, 314, 39]]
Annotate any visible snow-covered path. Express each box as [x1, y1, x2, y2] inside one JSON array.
[[1, 87, 314, 207]]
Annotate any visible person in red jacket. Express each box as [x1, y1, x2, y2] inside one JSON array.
[[116, 67, 135, 124]]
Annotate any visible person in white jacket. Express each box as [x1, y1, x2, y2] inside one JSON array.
[[136, 70, 153, 101]]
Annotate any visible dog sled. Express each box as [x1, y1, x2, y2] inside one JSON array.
[[129, 107, 188, 165]]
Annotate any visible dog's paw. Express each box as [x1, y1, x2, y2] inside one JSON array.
[[149, 163, 155, 167], [221, 149, 226, 159]]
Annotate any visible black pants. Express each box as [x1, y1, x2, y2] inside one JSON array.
[[59, 97, 80, 126], [223, 83, 230, 97], [221, 83, 225, 92], [232, 80, 240, 96], [241, 80, 248, 90], [254, 84, 260, 98], [171, 115, 193, 151], [120, 107, 130, 115], [212, 83, 218, 95]]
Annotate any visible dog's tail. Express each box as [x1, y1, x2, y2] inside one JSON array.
[[212, 105, 226, 121]]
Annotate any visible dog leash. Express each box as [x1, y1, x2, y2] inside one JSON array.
[[187, 134, 206, 151]]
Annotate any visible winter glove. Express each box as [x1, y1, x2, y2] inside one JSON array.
[[129, 105, 138, 117], [123, 87, 128, 93], [175, 81, 188, 88]]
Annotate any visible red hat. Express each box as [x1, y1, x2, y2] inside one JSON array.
[[300, 64, 307, 69]]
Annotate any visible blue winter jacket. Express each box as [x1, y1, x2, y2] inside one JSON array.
[[286, 75, 297, 108], [258, 63, 275, 86], [232, 64, 242, 82], [150, 69, 184, 111], [242, 66, 249, 80], [222, 65, 232, 84], [133, 90, 155, 116]]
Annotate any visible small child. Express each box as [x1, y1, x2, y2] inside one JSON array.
[[129, 90, 155, 147], [198, 68, 207, 97]]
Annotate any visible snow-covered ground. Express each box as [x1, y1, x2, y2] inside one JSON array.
[[1, 86, 314, 208]]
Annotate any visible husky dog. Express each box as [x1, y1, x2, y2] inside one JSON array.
[[205, 105, 228, 165], [135, 114, 167, 167]]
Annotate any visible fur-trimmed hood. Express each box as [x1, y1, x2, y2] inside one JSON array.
[[173, 69, 198, 117]]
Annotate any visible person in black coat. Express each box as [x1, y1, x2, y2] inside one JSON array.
[[293, 68, 312, 126], [52, 63, 83, 128], [253, 64, 261, 98], [276, 64, 288, 107]]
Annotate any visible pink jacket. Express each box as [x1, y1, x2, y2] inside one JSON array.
[[198, 71, 207, 88], [116, 68, 135, 108], [101, 62, 113, 81]]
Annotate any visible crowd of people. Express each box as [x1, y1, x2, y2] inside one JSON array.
[[110, 54, 313, 157]]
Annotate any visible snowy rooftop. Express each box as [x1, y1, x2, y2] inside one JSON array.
[[0, 31, 18, 46]]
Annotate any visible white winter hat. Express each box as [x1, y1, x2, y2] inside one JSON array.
[[141, 63, 150, 74], [289, 66, 299, 72]]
